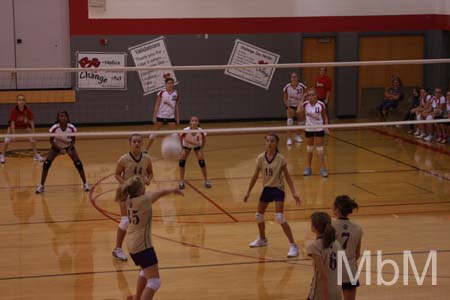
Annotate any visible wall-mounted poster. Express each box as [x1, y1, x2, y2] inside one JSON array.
[[76, 52, 127, 90], [129, 37, 178, 95], [225, 39, 280, 90]]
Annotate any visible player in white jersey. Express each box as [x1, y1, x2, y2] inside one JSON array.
[[421, 88, 446, 142], [113, 134, 154, 261], [283, 72, 307, 145], [145, 76, 179, 152], [116, 176, 183, 300], [178, 116, 211, 189], [332, 195, 362, 300], [411, 88, 431, 138], [244, 133, 301, 257], [298, 88, 329, 177], [439, 91, 450, 144], [36, 111, 89, 193], [307, 212, 342, 300]]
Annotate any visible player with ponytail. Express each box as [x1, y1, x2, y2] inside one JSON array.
[[307, 212, 342, 300], [117, 175, 183, 300], [332, 195, 362, 300]]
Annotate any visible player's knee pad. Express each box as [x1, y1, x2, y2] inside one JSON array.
[[287, 118, 294, 126], [316, 146, 324, 155], [306, 145, 314, 153], [118, 216, 130, 231], [146, 278, 161, 291], [74, 160, 84, 171], [416, 114, 422, 120], [43, 159, 52, 171], [275, 212, 286, 224], [4, 137, 11, 144], [426, 115, 433, 121], [178, 159, 186, 168], [255, 212, 264, 223], [198, 159, 206, 168], [139, 270, 145, 277]]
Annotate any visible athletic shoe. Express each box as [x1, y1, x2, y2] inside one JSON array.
[[0, 154, 4, 164], [303, 167, 312, 176], [295, 135, 303, 143], [35, 185, 45, 194], [83, 183, 90, 192], [249, 237, 268, 248], [424, 135, 433, 142], [320, 168, 329, 177], [407, 129, 414, 134], [414, 129, 421, 136], [112, 248, 128, 261], [287, 244, 299, 258], [440, 138, 447, 144], [286, 138, 293, 146], [179, 181, 185, 189], [415, 133, 425, 139], [437, 137, 442, 143], [204, 180, 212, 188], [33, 154, 44, 162]]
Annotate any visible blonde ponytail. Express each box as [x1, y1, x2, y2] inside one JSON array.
[[115, 175, 144, 202]]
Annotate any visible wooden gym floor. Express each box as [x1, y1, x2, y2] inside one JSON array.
[[0, 121, 449, 300]]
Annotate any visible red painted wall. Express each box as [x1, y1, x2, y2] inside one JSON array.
[[70, 1, 450, 35]]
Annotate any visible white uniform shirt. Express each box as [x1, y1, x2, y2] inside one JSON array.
[[430, 96, 445, 111], [156, 89, 178, 119], [303, 100, 326, 132], [49, 123, 76, 149], [283, 82, 306, 108], [180, 126, 206, 149]]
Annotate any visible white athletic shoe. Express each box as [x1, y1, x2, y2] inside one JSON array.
[[35, 185, 45, 194], [204, 180, 212, 189], [112, 248, 128, 261], [249, 237, 268, 248], [414, 129, 421, 136], [424, 135, 433, 142], [295, 135, 303, 143], [415, 133, 425, 139], [286, 138, 293, 146], [33, 154, 44, 162], [83, 183, 90, 192], [287, 244, 299, 258], [0, 154, 4, 164]]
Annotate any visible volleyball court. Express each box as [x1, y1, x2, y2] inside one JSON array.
[[0, 59, 449, 300]]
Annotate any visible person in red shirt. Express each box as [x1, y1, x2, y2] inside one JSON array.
[[0, 94, 43, 163], [315, 67, 332, 113]]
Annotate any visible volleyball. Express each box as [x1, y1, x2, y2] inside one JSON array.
[[161, 135, 182, 159]]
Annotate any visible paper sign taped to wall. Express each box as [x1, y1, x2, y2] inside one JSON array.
[[225, 40, 280, 90], [128, 37, 178, 95], [76, 52, 127, 90]]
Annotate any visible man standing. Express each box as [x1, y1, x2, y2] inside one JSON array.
[[315, 67, 332, 116]]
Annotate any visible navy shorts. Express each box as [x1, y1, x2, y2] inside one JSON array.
[[156, 117, 176, 124], [305, 131, 325, 138], [183, 146, 201, 151], [342, 280, 360, 290], [130, 247, 158, 268], [259, 187, 285, 202]]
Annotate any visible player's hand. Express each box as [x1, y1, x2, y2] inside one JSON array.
[[152, 117, 157, 124], [293, 193, 301, 206], [176, 119, 180, 125], [325, 128, 330, 134], [243, 193, 250, 202], [144, 178, 151, 185], [173, 188, 184, 196]]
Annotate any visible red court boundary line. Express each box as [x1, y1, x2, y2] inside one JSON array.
[[185, 181, 239, 222], [370, 128, 450, 157]]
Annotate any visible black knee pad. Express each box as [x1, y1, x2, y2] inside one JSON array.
[[179, 159, 186, 168], [43, 160, 52, 171], [198, 159, 206, 168], [74, 160, 84, 171]]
